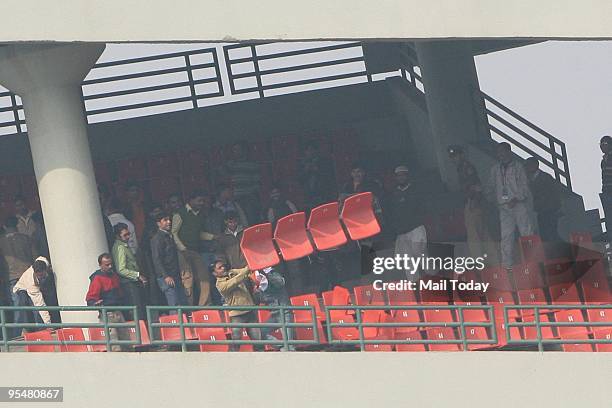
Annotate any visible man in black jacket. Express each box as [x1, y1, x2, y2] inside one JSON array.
[[525, 157, 562, 242], [150, 213, 188, 306], [387, 166, 428, 279]]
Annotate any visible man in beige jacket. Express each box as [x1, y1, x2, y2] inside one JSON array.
[[212, 260, 262, 351]]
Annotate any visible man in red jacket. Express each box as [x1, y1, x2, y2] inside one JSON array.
[[85, 253, 128, 351]]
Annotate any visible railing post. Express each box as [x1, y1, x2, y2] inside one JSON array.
[[534, 308, 543, 353], [178, 308, 187, 353], [356, 308, 365, 352], [9, 93, 22, 134], [458, 307, 468, 351], [0, 309, 8, 352], [184, 54, 199, 109], [279, 305, 290, 352], [101, 307, 112, 352], [549, 139, 561, 184], [250, 45, 265, 98]]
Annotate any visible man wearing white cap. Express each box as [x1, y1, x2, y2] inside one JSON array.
[[12, 256, 52, 336], [387, 166, 428, 279]]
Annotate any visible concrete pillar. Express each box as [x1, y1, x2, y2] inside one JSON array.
[[0, 44, 106, 322], [415, 40, 489, 187]]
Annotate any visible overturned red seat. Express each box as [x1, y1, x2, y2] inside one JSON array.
[[307, 202, 347, 250], [273, 212, 314, 261], [240, 223, 280, 270], [340, 192, 381, 240]]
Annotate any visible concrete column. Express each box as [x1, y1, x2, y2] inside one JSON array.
[[415, 40, 488, 187], [0, 44, 106, 322]]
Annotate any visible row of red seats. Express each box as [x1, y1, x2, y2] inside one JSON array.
[[240, 192, 381, 270]]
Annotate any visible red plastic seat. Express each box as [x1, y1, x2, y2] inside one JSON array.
[[487, 290, 519, 319], [593, 330, 612, 352], [454, 301, 489, 323], [323, 286, 353, 320], [481, 266, 513, 291], [240, 223, 280, 270], [329, 315, 360, 341], [148, 153, 179, 178], [519, 235, 545, 263], [257, 309, 284, 348], [387, 286, 417, 306], [307, 202, 347, 250], [359, 310, 386, 339], [24, 330, 55, 352], [392, 307, 421, 335], [394, 330, 426, 352], [587, 308, 612, 325], [127, 320, 151, 346], [290, 294, 325, 322], [522, 314, 555, 341], [340, 192, 381, 240], [513, 262, 543, 290], [555, 310, 589, 337], [578, 261, 612, 303], [273, 212, 314, 261], [192, 310, 229, 336], [463, 326, 493, 350], [57, 328, 88, 352], [364, 335, 394, 352], [549, 283, 581, 305], [422, 303, 455, 326], [159, 314, 193, 342], [353, 285, 385, 306], [236, 329, 255, 352], [517, 288, 548, 314], [426, 328, 460, 351], [88, 327, 110, 352], [197, 328, 230, 352], [569, 232, 596, 261], [495, 320, 522, 347], [293, 320, 327, 344]]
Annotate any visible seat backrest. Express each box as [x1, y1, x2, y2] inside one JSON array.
[[517, 288, 547, 305], [192, 310, 223, 324], [549, 283, 581, 304], [307, 202, 347, 250], [513, 262, 544, 289], [197, 328, 230, 352], [519, 234, 545, 263], [57, 328, 88, 352], [387, 286, 417, 305], [289, 294, 324, 322], [353, 285, 385, 306], [24, 330, 55, 352], [481, 266, 513, 291], [159, 314, 191, 341], [127, 320, 151, 346], [578, 260, 612, 303], [273, 212, 314, 261], [426, 328, 460, 351], [88, 327, 109, 352], [339, 192, 381, 240], [240, 223, 280, 270], [394, 330, 426, 352]]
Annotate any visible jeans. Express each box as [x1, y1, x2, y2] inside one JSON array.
[[230, 311, 263, 352], [121, 280, 146, 321], [102, 310, 130, 352], [261, 302, 295, 350], [12, 288, 43, 338], [156, 276, 188, 309]]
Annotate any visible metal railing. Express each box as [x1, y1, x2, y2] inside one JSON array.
[[0, 306, 141, 352], [146, 305, 320, 352], [504, 305, 612, 352], [398, 47, 573, 191], [1, 304, 612, 352], [325, 305, 497, 351]]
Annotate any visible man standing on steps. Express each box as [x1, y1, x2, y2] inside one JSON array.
[[387, 165, 428, 279], [489, 142, 534, 270], [599, 135, 612, 243], [171, 190, 217, 306], [525, 157, 562, 244], [150, 212, 188, 307]]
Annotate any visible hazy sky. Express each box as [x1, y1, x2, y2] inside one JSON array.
[[475, 40, 610, 216]]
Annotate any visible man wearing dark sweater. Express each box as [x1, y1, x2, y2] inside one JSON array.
[[151, 213, 188, 307], [387, 166, 428, 279], [171, 191, 216, 306]]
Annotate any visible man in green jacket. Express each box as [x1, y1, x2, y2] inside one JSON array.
[[112, 223, 148, 320]]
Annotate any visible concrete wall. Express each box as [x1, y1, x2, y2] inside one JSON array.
[[0, 352, 609, 408]]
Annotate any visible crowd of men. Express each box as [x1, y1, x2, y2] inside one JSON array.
[[0, 137, 586, 346]]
